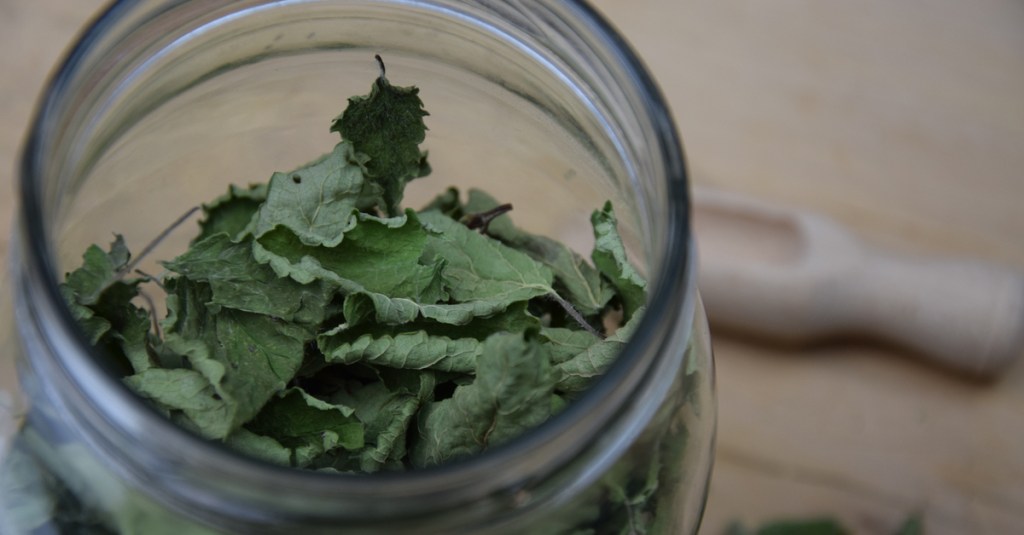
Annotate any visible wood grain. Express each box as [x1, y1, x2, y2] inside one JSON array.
[[2, 1, 1023, 534]]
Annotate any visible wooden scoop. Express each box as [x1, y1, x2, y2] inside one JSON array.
[[693, 188, 1024, 377]]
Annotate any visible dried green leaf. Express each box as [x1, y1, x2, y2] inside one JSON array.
[[206, 308, 309, 420], [163, 233, 334, 325], [105, 300, 156, 375], [253, 211, 446, 303], [419, 210, 555, 305], [196, 183, 267, 243], [412, 330, 555, 468], [61, 237, 156, 374], [540, 327, 601, 365], [124, 367, 232, 439], [59, 285, 111, 345], [340, 291, 524, 327], [136, 279, 311, 439], [247, 388, 364, 467], [254, 208, 555, 327], [591, 202, 647, 318], [224, 428, 292, 466], [331, 65, 429, 215], [251, 141, 379, 247], [63, 235, 131, 306], [352, 301, 540, 340], [318, 328, 482, 373], [465, 189, 614, 315], [555, 307, 644, 394], [328, 381, 425, 472]]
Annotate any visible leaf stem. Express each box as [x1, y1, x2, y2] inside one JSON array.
[[463, 203, 513, 234], [138, 289, 162, 339], [548, 292, 604, 339], [117, 206, 200, 279], [134, 269, 165, 291]]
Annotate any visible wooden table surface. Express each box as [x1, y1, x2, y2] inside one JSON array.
[[2, 2, 1023, 534]]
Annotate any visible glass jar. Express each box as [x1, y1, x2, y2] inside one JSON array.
[[0, 1, 715, 534]]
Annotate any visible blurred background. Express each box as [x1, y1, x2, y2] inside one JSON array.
[[2, 1, 1022, 534]]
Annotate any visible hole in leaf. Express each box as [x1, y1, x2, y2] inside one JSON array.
[[292, 175, 302, 184]]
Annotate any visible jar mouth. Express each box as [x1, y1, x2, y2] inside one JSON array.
[[17, 0, 692, 524]]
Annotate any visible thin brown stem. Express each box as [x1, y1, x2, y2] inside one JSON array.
[[463, 203, 513, 234], [117, 206, 200, 279], [137, 289, 162, 339], [134, 269, 165, 291], [549, 292, 604, 339]]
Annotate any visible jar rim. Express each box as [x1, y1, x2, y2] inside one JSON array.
[[16, 0, 693, 523]]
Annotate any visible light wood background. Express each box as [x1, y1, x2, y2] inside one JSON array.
[[2, 2, 1022, 534]]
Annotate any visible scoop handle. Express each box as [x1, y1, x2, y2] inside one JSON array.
[[694, 189, 1024, 376], [831, 249, 1024, 375]]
